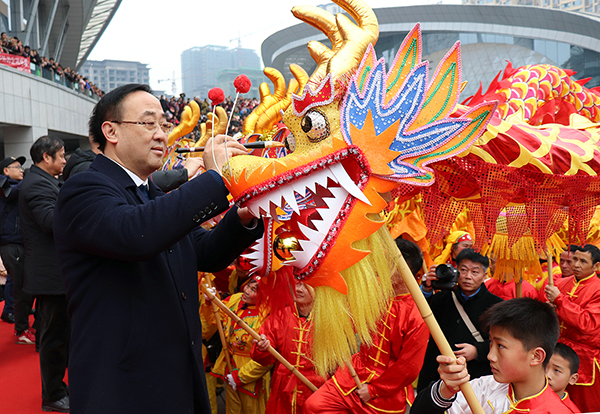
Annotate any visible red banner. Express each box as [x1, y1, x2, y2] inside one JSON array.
[[0, 53, 31, 73]]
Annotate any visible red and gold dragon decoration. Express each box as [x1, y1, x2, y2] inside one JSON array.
[[166, 0, 600, 374]]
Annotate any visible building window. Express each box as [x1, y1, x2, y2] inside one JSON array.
[[573, 0, 582, 5]]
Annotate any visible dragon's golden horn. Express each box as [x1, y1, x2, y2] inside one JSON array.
[[167, 100, 200, 147], [290, 63, 309, 95], [243, 68, 287, 135], [195, 107, 228, 148], [293, 0, 378, 83]]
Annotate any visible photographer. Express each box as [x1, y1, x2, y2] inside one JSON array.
[[416, 249, 503, 392]]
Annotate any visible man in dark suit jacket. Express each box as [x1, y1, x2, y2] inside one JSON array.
[[54, 83, 263, 414], [19, 136, 70, 412]]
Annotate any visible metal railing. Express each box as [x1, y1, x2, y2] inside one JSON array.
[[29, 62, 101, 100]]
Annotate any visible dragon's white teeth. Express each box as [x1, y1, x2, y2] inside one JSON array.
[[270, 202, 280, 223], [280, 185, 300, 215], [292, 168, 330, 196], [298, 222, 326, 242], [294, 239, 320, 268], [247, 203, 261, 218], [329, 163, 371, 205]]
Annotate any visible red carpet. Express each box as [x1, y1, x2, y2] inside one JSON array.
[[0, 314, 65, 413]]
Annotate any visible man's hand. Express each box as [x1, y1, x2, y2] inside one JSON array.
[[226, 373, 238, 391], [253, 334, 270, 352], [454, 343, 477, 361], [237, 207, 258, 227], [437, 355, 469, 400], [355, 385, 372, 403], [226, 370, 243, 391], [203, 286, 216, 302], [545, 285, 560, 303], [183, 156, 204, 178], [422, 264, 439, 291], [203, 134, 248, 174]]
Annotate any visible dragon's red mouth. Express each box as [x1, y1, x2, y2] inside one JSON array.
[[238, 146, 373, 279]]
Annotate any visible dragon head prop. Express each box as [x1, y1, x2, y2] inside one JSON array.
[[223, 0, 495, 374]]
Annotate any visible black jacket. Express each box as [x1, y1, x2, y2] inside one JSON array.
[[417, 284, 503, 392], [18, 165, 63, 295], [62, 148, 96, 181], [0, 175, 23, 245], [54, 154, 264, 414]]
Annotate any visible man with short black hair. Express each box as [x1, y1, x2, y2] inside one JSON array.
[[546, 243, 600, 412], [54, 83, 263, 414], [417, 248, 503, 392], [0, 155, 36, 344], [19, 136, 69, 412]]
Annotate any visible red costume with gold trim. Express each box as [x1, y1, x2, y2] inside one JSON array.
[[554, 274, 600, 412], [304, 293, 429, 413], [561, 392, 580, 413], [251, 305, 326, 414]]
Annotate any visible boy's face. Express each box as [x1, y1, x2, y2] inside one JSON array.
[[487, 326, 544, 385], [546, 354, 579, 394]]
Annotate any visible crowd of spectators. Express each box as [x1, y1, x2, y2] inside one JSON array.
[[1, 32, 103, 98], [160, 94, 260, 137]]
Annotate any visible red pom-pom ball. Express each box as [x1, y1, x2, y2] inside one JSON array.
[[208, 87, 225, 106], [234, 75, 252, 94]]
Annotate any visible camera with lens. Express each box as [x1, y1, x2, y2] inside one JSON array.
[[432, 264, 458, 290]]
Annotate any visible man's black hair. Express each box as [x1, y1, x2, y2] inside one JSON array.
[[481, 298, 559, 368], [30, 135, 64, 164], [577, 244, 600, 264], [455, 248, 489, 270], [395, 237, 424, 276], [88, 83, 153, 151], [566, 244, 579, 253], [553, 343, 579, 375]]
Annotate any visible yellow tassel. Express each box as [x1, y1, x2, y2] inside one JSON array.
[[312, 286, 357, 377], [311, 225, 397, 377]]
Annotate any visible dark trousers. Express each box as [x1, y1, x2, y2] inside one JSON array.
[[0, 244, 34, 332], [36, 294, 70, 402]]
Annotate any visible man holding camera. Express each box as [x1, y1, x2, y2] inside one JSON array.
[[416, 249, 503, 392]]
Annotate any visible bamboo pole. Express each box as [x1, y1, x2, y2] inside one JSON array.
[[203, 285, 319, 392], [347, 362, 363, 390], [204, 278, 234, 375], [396, 254, 486, 414], [515, 278, 522, 298], [547, 248, 554, 287]]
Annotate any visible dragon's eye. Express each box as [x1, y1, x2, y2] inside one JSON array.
[[301, 109, 330, 142], [285, 133, 296, 152]]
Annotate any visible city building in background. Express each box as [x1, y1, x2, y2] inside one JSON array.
[[462, 0, 600, 14], [261, 4, 600, 98], [181, 45, 264, 99], [80, 59, 149, 93], [1, 0, 121, 70]]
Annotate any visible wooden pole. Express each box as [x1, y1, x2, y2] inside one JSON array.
[[547, 248, 554, 287], [347, 362, 363, 390], [203, 285, 319, 392], [515, 277, 522, 298], [203, 278, 234, 375], [396, 254, 486, 414]]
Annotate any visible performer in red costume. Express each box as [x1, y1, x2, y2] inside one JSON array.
[[251, 281, 326, 414], [304, 239, 429, 414], [546, 244, 600, 413]]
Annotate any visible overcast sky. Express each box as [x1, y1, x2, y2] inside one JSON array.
[[88, 0, 459, 94]]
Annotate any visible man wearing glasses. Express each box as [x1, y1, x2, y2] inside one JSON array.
[[0, 156, 36, 345], [54, 84, 263, 414]]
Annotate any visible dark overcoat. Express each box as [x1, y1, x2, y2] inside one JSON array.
[[19, 164, 63, 295], [417, 283, 503, 392], [54, 154, 263, 414]]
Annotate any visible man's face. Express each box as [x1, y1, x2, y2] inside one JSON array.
[[294, 282, 314, 307], [4, 161, 23, 180], [457, 258, 486, 296], [108, 91, 168, 179], [487, 326, 532, 385], [571, 250, 600, 279], [241, 281, 258, 305], [559, 251, 574, 277], [546, 354, 578, 394], [451, 240, 472, 259], [47, 148, 66, 176]]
